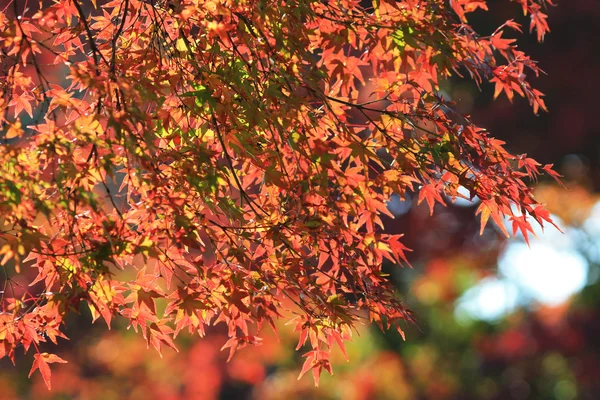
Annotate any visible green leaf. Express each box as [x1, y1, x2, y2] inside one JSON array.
[[180, 86, 216, 109]]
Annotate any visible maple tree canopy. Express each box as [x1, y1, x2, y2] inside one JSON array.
[[0, 0, 561, 388]]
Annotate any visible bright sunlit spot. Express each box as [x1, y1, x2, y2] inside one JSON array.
[[499, 243, 588, 306], [583, 201, 600, 235], [456, 213, 590, 321], [455, 277, 519, 322], [582, 200, 600, 264]]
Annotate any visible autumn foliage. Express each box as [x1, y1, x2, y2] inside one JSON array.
[[0, 0, 559, 388]]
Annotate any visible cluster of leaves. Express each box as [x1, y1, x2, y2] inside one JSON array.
[[0, 0, 558, 388], [2, 182, 597, 400]]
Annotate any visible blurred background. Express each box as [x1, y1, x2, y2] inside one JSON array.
[[1, 1, 600, 399]]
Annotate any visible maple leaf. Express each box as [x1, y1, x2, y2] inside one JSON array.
[[491, 31, 517, 50], [503, 19, 523, 33], [530, 205, 563, 233], [28, 353, 67, 390], [510, 215, 536, 246], [9, 92, 34, 118], [4, 121, 23, 139], [387, 234, 412, 266], [542, 164, 565, 187], [476, 201, 510, 237], [418, 183, 446, 215], [298, 349, 332, 387], [450, 0, 468, 22], [518, 154, 541, 176]]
